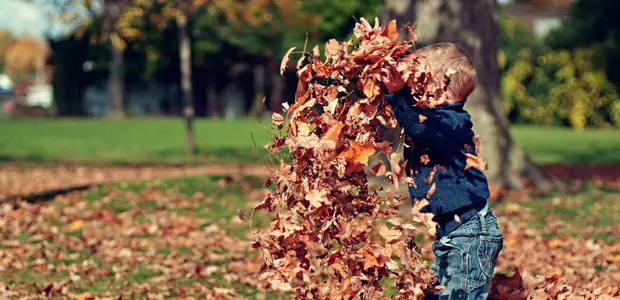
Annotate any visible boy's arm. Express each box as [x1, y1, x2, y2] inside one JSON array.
[[385, 88, 465, 146]]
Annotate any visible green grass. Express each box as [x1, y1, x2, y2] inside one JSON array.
[[511, 125, 620, 164], [0, 118, 619, 165], [0, 118, 274, 165], [496, 184, 620, 243]]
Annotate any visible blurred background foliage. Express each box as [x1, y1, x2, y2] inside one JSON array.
[[499, 1, 620, 129], [0, 0, 618, 129]]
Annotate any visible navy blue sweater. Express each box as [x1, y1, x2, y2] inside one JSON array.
[[386, 87, 490, 238]]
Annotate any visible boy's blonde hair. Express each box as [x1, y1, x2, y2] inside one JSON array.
[[414, 43, 477, 102]]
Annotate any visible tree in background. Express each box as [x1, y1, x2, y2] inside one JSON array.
[[546, 0, 620, 89], [27, 0, 135, 118], [0, 30, 16, 73], [384, 0, 563, 192], [2, 36, 50, 83], [500, 13, 620, 129]]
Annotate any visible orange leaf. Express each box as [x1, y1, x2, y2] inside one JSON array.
[[418, 115, 427, 122], [362, 251, 380, 270], [340, 141, 375, 166], [64, 219, 84, 232], [420, 154, 430, 165], [383, 20, 399, 42], [323, 121, 344, 141], [464, 152, 488, 171]]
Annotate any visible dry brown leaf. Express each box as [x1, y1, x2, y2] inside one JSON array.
[[383, 20, 399, 42], [464, 152, 488, 171], [280, 47, 296, 76], [340, 141, 376, 166]]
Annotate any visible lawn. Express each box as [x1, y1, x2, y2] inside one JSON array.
[[1, 118, 619, 165], [1, 175, 618, 298], [0, 118, 273, 165]]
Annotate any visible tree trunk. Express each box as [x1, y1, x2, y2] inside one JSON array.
[[177, 11, 195, 155], [107, 44, 125, 118], [384, 0, 564, 192], [249, 64, 265, 118], [103, 0, 124, 119], [206, 79, 221, 117], [269, 70, 284, 113]]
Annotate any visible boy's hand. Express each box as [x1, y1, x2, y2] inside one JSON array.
[[381, 65, 406, 95]]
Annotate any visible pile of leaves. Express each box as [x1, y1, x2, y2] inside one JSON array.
[[250, 18, 449, 299]]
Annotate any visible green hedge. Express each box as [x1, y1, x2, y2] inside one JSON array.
[[499, 15, 620, 129]]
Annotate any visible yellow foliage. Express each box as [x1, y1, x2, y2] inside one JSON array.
[[3, 36, 49, 82], [502, 47, 620, 129]]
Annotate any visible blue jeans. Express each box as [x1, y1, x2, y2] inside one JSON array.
[[427, 209, 503, 300]]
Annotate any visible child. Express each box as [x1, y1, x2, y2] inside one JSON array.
[[381, 43, 503, 299]]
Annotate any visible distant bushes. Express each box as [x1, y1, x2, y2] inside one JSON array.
[[499, 15, 620, 129]]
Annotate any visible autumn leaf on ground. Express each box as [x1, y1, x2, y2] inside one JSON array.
[[64, 219, 84, 232]]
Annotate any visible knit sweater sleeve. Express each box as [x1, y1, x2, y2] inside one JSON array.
[[385, 88, 467, 147]]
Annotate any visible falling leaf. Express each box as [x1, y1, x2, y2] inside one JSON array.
[[362, 251, 380, 270], [362, 77, 377, 98], [312, 45, 320, 57], [340, 141, 376, 166], [306, 189, 329, 208], [382, 20, 399, 42], [237, 208, 246, 222], [464, 152, 488, 171], [323, 122, 344, 141], [272, 112, 285, 126], [418, 115, 427, 122], [404, 22, 418, 43], [375, 141, 393, 154], [280, 47, 296, 76], [420, 154, 430, 165], [370, 162, 387, 176], [325, 39, 341, 59], [454, 215, 461, 223], [426, 182, 436, 198], [379, 224, 402, 243]]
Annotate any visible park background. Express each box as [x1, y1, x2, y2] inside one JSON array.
[[0, 0, 619, 298]]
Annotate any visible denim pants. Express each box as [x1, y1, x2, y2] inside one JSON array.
[[426, 209, 503, 300]]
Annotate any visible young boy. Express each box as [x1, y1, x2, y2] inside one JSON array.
[[382, 43, 503, 299]]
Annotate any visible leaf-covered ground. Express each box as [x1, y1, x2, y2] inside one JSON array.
[[1, 174, 618, 299]]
